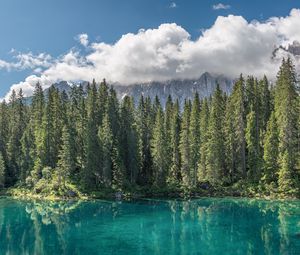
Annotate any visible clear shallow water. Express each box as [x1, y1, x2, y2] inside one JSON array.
[[0, 197, 299, 255]]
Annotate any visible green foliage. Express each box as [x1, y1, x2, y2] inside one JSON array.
[[120, 96, 139, 184], [151, 107, 168, 187], [206, 84, 226, 184], [224, 75, 247, 182], [0, 153, 5, 189], [0, 59, 299, 199], [262, 112, 279, 185], [57, 125, 76, 186], [274, 58, 299, 196], [167, 99, 181, 187], [245, 109, 261, 182], [198, 99, 209, 181], [180, 100, 191, 191], [189, 93, 200, 188]]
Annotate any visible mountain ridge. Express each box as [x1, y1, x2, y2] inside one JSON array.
[[44, 72, 234, 107]]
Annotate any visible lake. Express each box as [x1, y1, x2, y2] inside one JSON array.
[[0, 197, 299, 255]]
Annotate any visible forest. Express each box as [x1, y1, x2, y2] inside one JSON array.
[[0, 58, 299, 199]]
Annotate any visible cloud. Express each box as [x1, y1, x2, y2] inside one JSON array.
[[212, 3, 231, 10], [76, 33, 89, 47], [169, 2, 177, 8], [0, 52, 52, 71], [3, 9, 300, 101]]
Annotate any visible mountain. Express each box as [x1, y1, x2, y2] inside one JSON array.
[[272, 40, 300, 59], [47, 72, 234, 107], [112, 72, 233, 107]]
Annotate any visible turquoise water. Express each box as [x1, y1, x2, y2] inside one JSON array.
[[0, 197, 299, 255]]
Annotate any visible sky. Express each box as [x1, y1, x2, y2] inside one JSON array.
[[1, 0, 300, 100]]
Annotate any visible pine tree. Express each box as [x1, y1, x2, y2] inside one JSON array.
[[167, 99, 181, 186], [224, 99, 236, 183], [259, 75, 271, 133], [120, 96, 139, 184], [0, 153, 5, 189], [7, 89, 26, 184], [70, 85, 86, 171], [30, 83, 45, 183], [245, 108, 261, 182], [151, 107, 168, 187], [107, 87, 120, 138], [245, 76, 256, 115], [83, 83, 101, 189], [262, 112, 279, 185], [180, 99, 191, 191], [98, 113, 113, 187], [198, 99, 209, 181], [189, 93, 200, 188], [164, 95, 174, 182], [98, 79, 109, 126], [37, 86, 63, 170], [57, 125, 76, 186], [0, 102, 8, 170], [20, 126, 34, 182], [111, 146, 126, 191], [136, 96, 153, 185], [275, 58, 299, 196], [206, 84, 226, 183], [225, 75, 247, 180]]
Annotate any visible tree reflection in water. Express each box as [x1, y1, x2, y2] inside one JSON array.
[[0, 198, 299, 255]]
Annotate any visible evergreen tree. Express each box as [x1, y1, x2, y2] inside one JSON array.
[[30, 83, 45, 183], [180, 99, 191, 191], [57, 125, 76, 186], [262, 112, 279, 185], [167, 99, 181, 186], [245, 76, 256, 114], [120, 96, 139, 184], [0, 153, 5, 189], [226, 75, 247, 180], [164, 95, 174, 181], [98, 113, 113, 187], [70, 85, 86, 171], [111, 146, 126, 191], [151, 106, 168, 187], [83, 83, 101, 189], [206, 85, 226, 183], [189, 93, 200, 188], [275, 58, 299, 196], [99, 112, 126, 189], [107, 87, 120, 138], [259, 75, 271, 133], [7, 89, 26, 184], [37, 86, 63, 170], [20, 126, 34, 182], [98, 79, 109, 125], [136, 96, 153, 185], [0, 102, 8, 168], [198, 99, 209, 181], [245, 108, 261, 182]]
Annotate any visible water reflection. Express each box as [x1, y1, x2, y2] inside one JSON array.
[[0, 197, 299, 255]]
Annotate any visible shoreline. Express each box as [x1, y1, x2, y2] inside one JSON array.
[[1, 188, 298, 202]]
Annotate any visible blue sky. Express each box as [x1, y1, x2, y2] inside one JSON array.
[[1, 0, 300, 98]]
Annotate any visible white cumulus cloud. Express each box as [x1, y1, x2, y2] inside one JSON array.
[[0, 52, 52, 72], [2, 9, 300, 101]]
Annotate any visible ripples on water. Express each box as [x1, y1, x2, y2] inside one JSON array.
[[0, 197, 299, 255]]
